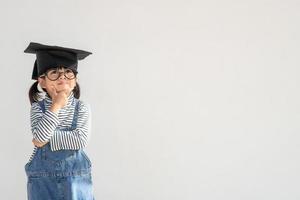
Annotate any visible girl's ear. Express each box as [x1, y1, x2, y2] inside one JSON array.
[[38, 77, 46, 88]]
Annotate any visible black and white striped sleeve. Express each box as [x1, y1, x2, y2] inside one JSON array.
[[49, 101, 91, 151], [30, 102, 60, 143]]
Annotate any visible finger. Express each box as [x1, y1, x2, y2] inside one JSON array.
[[51, 86, 58, 96], [32, 139, 43, 146], [47, 86, 54, 97], [32, 140, 39, 146], [32, 141, 39, 147]]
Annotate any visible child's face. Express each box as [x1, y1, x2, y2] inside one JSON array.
[[38, 67, 77, 95]]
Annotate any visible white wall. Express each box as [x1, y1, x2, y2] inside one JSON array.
[[1, 0, 300, 199]]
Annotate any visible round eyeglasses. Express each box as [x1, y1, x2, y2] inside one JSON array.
[[40, 68, 77, 81]]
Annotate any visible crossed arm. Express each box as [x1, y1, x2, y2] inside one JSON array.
[[30, 101, 91, 151]]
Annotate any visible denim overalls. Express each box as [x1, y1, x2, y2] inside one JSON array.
[[25, 99, 94, 200]]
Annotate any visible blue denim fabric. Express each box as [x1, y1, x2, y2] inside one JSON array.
[[25, 99, 94, 200]]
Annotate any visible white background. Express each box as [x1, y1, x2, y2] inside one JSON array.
[[1, 0, 300, 199]]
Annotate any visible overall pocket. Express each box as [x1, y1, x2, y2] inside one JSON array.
[[42, 146, 76, 162], [25, 147, 39, 171], [81, 151, 92, 167]]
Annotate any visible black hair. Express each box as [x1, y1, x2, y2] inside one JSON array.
[[28, 80, 80, 105]]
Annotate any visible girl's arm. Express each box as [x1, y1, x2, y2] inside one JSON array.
[[30, 101, 91, 151], [30, 103, 60, 143], [49, 101, 91, 151]]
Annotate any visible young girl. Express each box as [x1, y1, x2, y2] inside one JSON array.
[[24, 42, 94, 200]]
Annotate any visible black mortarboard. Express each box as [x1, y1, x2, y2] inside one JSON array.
[[24, 42, 92, 80]]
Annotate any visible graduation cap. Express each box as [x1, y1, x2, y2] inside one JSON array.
[[24, 42, 92, 80]]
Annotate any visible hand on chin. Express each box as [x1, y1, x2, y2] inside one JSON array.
[[55, 84, 72, 94]]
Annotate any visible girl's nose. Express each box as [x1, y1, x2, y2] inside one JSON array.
[[58, 71, 66, 79]]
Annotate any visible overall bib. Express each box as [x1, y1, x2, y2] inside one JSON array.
[[25, 99, 94, 200]]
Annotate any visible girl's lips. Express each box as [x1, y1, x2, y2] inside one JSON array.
[[57, 82, 66, 85]]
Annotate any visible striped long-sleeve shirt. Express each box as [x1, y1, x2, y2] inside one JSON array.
[[28, 92, 91, 161]]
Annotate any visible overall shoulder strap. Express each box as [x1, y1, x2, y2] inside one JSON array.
[[71, 99, 80, 128], [37, 100, 46, 113]]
